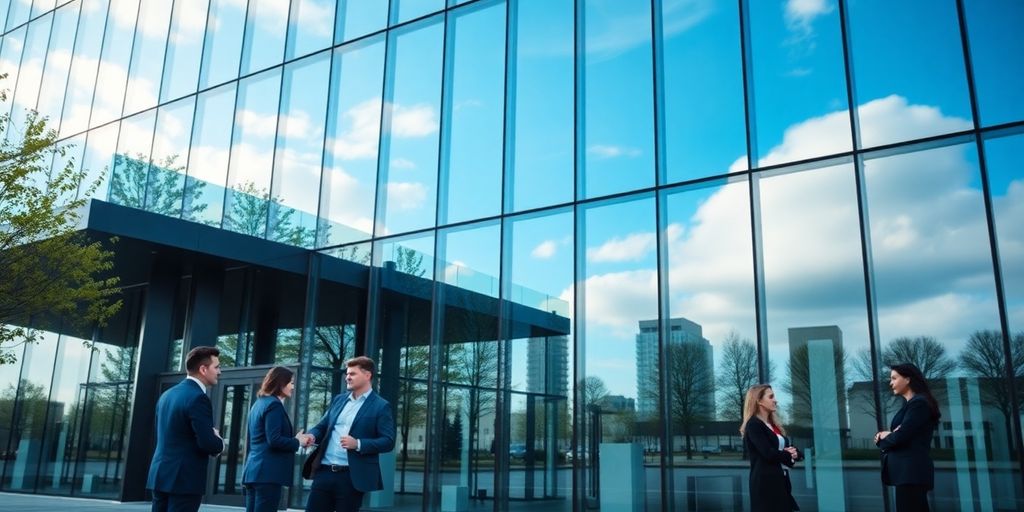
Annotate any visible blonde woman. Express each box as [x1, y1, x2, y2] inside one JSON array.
[[740, 384, 801, 512]]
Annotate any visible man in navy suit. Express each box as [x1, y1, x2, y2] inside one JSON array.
[[147, 346, 226, 512], [305, 356, 396, 512]]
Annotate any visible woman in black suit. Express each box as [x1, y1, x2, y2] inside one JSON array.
[[875, 363, 940, 512], [241, 366, 311, 512], [741, 384, 800, 512]]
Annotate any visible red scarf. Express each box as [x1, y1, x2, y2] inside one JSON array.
[[770, 423, 783, 436]]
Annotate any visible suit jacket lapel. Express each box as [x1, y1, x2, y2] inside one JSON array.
[[350, 392, 376, 432]]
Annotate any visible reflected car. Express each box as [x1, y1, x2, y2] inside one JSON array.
[[700, 445, 722, 455], [509, 443, 527, 459]]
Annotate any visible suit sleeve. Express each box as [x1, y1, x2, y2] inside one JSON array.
[[308, 395, 341, 443], [358, 401, 396, 455], [265, 401, 301, 452], [745, 420, 790, 465], [190, 393, 226, 456], [878, 398, 932, 451]]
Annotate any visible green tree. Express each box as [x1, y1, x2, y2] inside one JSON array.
[[223, 181, 315, 247], [0, 94, 121, 365], [108, 152, 207, 218]]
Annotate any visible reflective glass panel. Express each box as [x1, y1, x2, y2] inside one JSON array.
[[579, 194, 660, 509], [506, 0, 573, 212], [662, 177, 757, 508], [199, 0, 245, 89], [759, 162, 878, 511], [847, 0, 972, 148], [0, 27, 27, 121], [79, 288, 141, 499], [10, 13, 52, 118], [335, 0, 387, 43], [147, 97, 196, 217], [90, 0, 139, 128], [864, 142, 1022, 510], [286, 0, 334, 59], [1, 331, 57, 492], [580, 0, 655, 199], [108, 110, 156, 210], [269, 52, 330, 248], [185, 83, 236, 227], [78, 121, 121, 201], [390, 0, 443, 26], [59, 0, 108, 137], [224, 69, 282, 238], [5, 0, 28, 29], [503, 208, 573, 505], [36, 1, 80, 125], [123, 0, 172, 116], [31, 0, 55, 18], [439, 0, 504, 225], [240, 0, 288, 76], [160, 0, 207, 103], [434, 221, 500, 499], [979, 132, 1024, 508], [747, 0, 851, 165], [37, 334, 91, 495], [372, 231, 434, 508], [660, 1, 745, 183], [963, 0, 1024, 127], [319, 36, 386, 246], [376, 17, 442, 236]]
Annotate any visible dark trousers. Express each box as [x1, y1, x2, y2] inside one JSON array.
[[307, 468, 364, 512], [151, 490, 202, 512], [894, 484, 930, 512], [244, 483, 283, 512]]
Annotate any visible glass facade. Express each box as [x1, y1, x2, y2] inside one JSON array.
[[1, 0, 1023, 510]]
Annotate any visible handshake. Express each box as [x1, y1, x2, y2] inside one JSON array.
[[294, 429, 316, 448]]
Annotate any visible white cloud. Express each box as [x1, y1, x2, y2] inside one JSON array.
[[785, 0, 833, 33], [587, 144, 642, 160], [563, 269, 658, 337], [532, 240, 558, 259], [386, 181, 427, 210], [293, 0, 335, 39], [390, 158, 416, 170], [277, 110, 314, 139], [328, 98, 383, 160], [235, 109, 280, 139], [389, 103, 439, 137], [858, 95, 973, 148], [587, 231, 656, 263]]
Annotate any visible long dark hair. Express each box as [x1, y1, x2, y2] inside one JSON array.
[[891, 363, 941, 422], [258, 366, 294, 397]]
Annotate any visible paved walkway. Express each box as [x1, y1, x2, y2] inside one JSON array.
[[0, 492, 268, 512]]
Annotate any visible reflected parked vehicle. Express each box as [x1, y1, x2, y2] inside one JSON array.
[[510, 443, 527, 459]]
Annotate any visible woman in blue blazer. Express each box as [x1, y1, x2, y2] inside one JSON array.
[[875, 363, 940, 512], [242, 366, 310, 512]]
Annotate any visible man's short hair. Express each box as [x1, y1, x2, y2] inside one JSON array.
[[186, 346, 221, 373], [346, 356, 376, 377]]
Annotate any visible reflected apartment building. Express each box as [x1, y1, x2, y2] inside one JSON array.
[[2, 1, 1024, 511]]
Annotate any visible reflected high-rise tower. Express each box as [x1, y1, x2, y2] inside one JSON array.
[[636, 318, 714, 420]]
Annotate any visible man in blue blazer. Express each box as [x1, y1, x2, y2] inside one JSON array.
[[147, 346, 226, 512], [305, 356, 396, 512]]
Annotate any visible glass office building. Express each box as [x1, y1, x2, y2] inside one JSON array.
[[1, 0, 1022, 510]]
